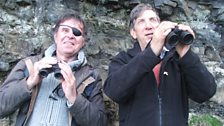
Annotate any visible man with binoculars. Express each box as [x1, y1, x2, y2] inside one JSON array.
[[0, 11, 107, 126], [103, 3, 216, 126]]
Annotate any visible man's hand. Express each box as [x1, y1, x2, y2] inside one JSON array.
[[150, 21, 177, 56], [58, 61, 77, 104], [176, 24, 195, 58], [26, 57, 58, 90]]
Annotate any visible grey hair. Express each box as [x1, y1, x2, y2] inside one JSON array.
[[129, 3, 160, 30], [53, 10, 87, 40]]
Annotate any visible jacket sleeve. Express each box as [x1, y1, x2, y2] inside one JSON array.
[[178, 49, 217, 103], [69, 70, 107, 126], [0, 59, 32, 118], [103, 47, 160, 103]]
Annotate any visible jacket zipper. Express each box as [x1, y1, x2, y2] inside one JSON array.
[[158, 94, 162, 126], [157, 49, 175, 126], [158, 64, 162, 126]]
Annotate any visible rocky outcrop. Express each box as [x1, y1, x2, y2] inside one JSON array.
[[0, 0, 224, 125]]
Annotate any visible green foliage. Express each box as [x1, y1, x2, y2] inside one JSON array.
[[189, 114, 223, 126]]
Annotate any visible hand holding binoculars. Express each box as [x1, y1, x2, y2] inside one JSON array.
[[165, 26, 194, 50], [39, 64, 62, 80]]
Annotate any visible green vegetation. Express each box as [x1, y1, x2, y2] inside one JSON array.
[[189, 114, 223, 126]]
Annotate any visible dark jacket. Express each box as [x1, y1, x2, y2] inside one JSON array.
[[0, 54, 107, 126], [103, 42, 216, 126]]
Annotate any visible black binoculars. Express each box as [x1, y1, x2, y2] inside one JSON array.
[[39, 64, 62, 79], [165, 27, 194, 50]]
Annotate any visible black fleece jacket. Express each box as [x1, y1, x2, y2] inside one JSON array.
[[104, 42, 216, 126]]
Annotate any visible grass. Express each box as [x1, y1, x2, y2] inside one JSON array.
[[189, 114, 223, 126]]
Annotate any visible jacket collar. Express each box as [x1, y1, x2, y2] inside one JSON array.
[[127, 41, 177, 61], [127, 41, 142, 57]]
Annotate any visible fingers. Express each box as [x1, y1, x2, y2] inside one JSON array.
[[150, 21, 178, 55], [58, 61, 76, 85], [163, 28, 172, 37], [39, 57, 58, 69], [26, 57, 58, 89], [177, 24, 195, 38], [58, 61, 77, 102], [152, 21, 178, 42], [157, 21, 195, 38], [157, 21, 178, 35], [34, 57, 58, 72]]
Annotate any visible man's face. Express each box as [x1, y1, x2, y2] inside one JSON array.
[[130, 10, 160, 46], [54, 18, 85, 57]]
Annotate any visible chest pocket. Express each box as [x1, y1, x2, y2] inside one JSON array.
[[77, 76, 96, 98]]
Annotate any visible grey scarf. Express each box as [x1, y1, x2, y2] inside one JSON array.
[[44, 44, 87, 69]]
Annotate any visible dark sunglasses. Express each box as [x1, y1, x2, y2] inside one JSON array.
[[59, 25, 82, 36]]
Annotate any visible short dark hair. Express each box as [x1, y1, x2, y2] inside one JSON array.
[[53, 10, 87, 40], [129, 3, 160, 30]]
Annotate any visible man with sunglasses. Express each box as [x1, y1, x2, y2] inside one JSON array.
[[0, 11, 107, 126], [103, 3, 216, 126]]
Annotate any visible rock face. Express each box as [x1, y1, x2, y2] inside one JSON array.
[[0, 0, 224, 125]]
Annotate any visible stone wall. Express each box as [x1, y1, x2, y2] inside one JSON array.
[[0, 0, 224, 125]]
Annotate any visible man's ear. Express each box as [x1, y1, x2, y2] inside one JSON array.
[[130, 28, 137, 39]]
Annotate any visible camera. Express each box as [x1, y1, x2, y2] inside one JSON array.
[[39, 64, 62, 79], [165, 27, 194, 50]]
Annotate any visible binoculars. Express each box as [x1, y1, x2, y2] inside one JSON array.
[[165, 27, 194, 50], [39, 64, 62, 79]]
